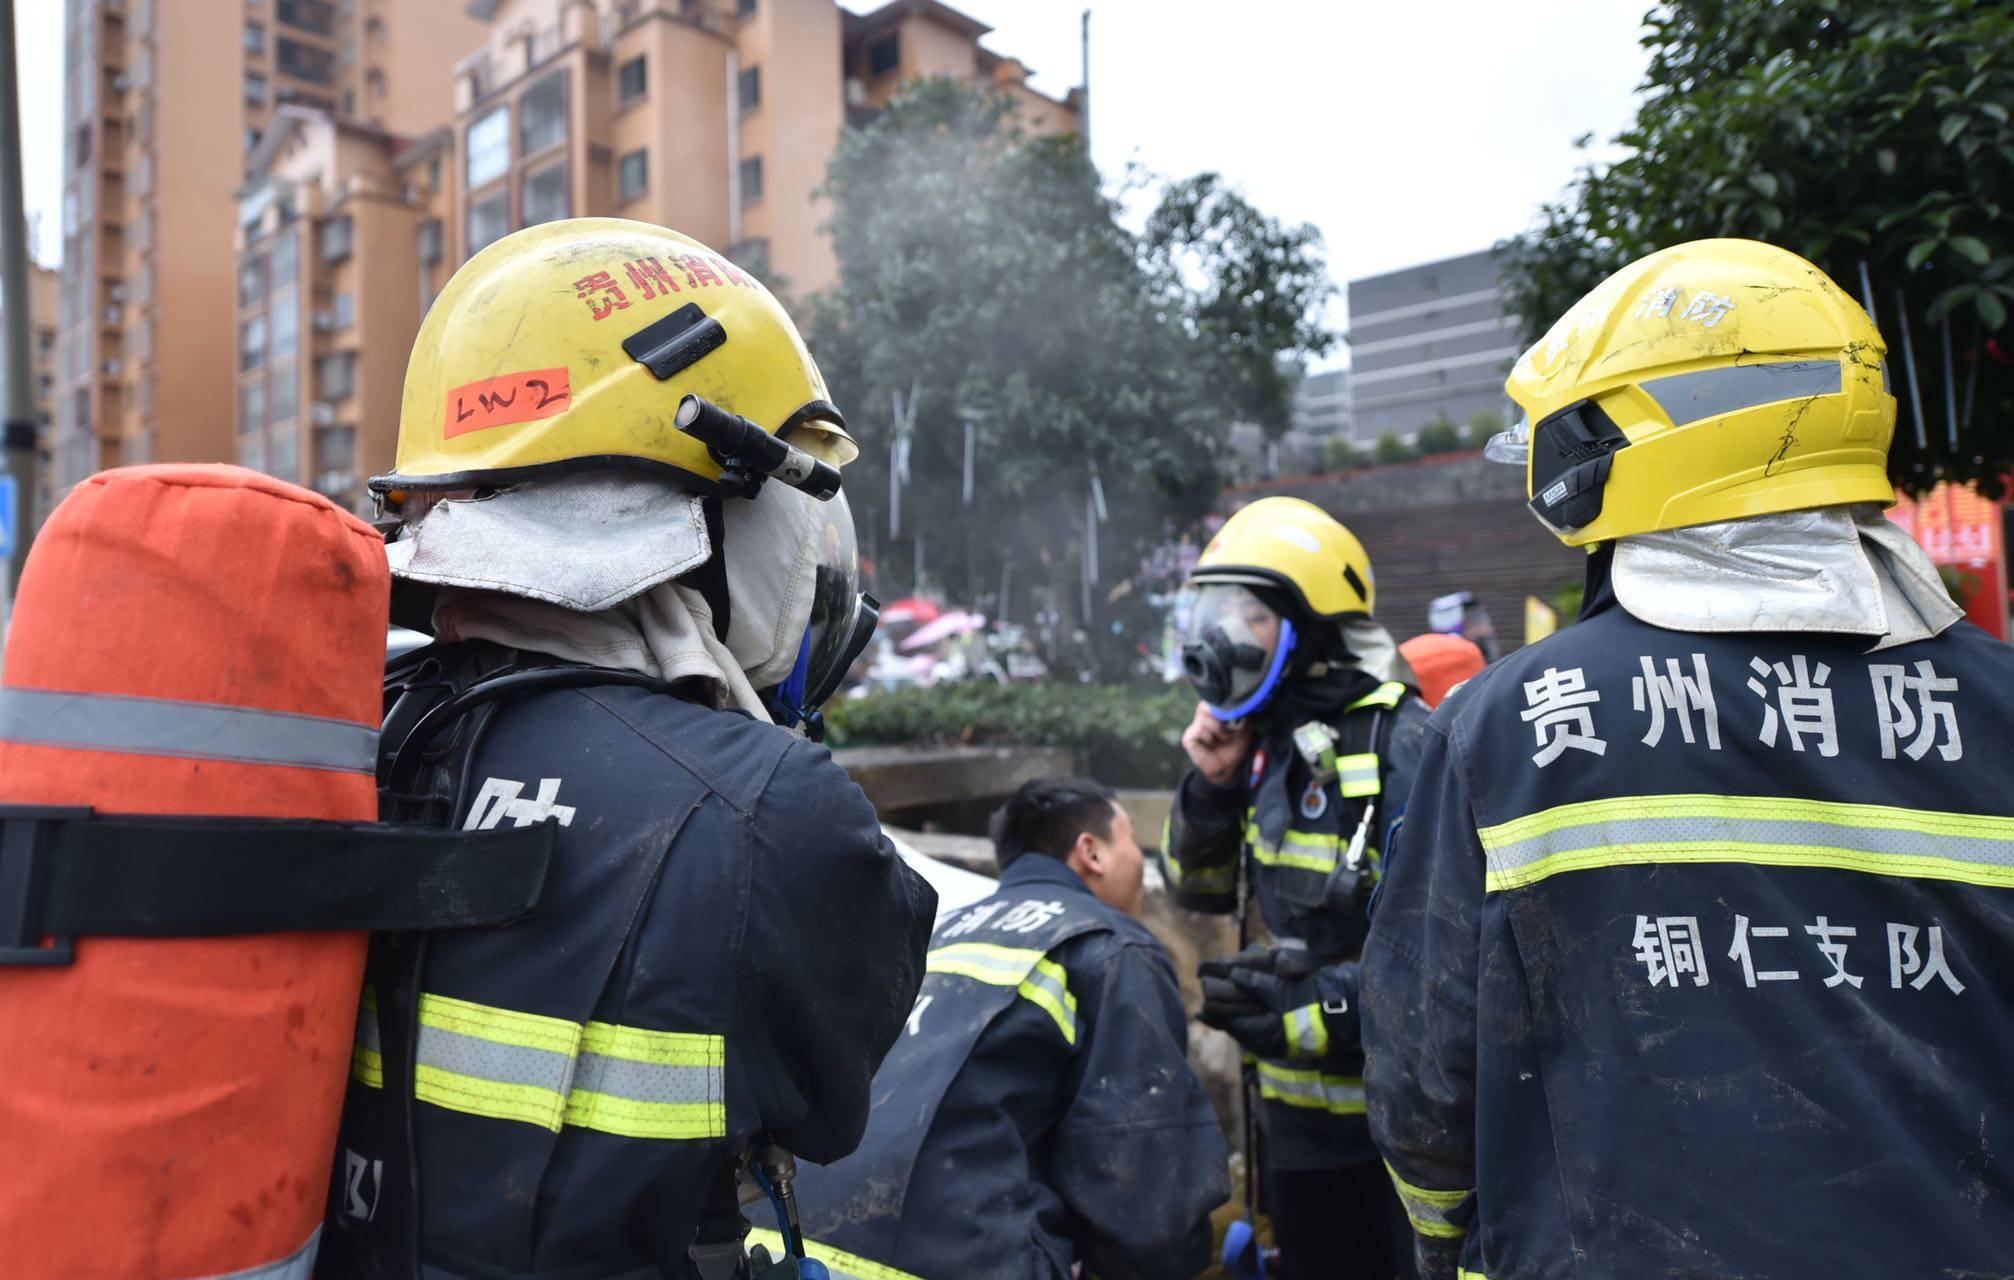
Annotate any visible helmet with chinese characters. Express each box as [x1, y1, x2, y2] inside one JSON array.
[[371, 217, 856, 501], [1488, 238, 1893, 548]]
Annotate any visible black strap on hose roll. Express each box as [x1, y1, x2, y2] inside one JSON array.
[[0, 805, 556, 965]]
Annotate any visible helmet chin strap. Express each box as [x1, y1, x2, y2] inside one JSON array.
[[766, 629, 818, 737]]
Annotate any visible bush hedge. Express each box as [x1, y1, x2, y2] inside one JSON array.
[[825, 681, 1196, 788]]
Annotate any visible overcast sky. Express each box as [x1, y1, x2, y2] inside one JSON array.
[[14, 1, 1651, 361]]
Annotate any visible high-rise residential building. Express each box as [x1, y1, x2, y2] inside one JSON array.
[[52, 0, 487, 502], [27, 263, 59, 520], [1346, 248, 1521, 445], [231, 0, 1080, 513]]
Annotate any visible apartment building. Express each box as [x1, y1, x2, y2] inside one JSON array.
[[230, 0, 1080, 513], [52, 0, 486, 499], [1346, 248, 1521, 443], [28, 264, 58, 520]]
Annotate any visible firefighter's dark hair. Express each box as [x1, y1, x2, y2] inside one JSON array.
[[990, 777, 1119, 875]]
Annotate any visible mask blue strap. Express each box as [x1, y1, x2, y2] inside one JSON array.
[[1207, 618, 1297, 721], [775, 628, 814, 728]]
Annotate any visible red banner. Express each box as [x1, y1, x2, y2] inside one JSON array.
[[1887, 481, 2008, 640]]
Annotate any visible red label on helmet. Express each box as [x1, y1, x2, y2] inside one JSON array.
[[444, 368, 572, 439]]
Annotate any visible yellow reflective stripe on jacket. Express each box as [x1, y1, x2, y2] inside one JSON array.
[[1255, 1060, 1364, 1114], [349, 993, 725, 1140], [1017, 955, 1079, 1045], [1337, 751, 1382, 798], [745, 1229, 925, 1280], [1346, 680, 1408, 712], [1479, 792, 2014, 893], [1243, 819, 1345, 873], [1458, 1272, 1491, 1280], [929, 942, 1078, 1044], [1282, 1003, 1329, 1059], [1161, 811, 1236, 893], [1383, 1160, 1470, 1240]]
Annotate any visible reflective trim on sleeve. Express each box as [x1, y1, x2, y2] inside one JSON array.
[[0, 686, 378, 774], [1383, 1160, 1470, 1241], [1162, 811, 1237, 894], [191, 1225, 322, 1280], [1458, 1272, 1492, 1280], [745, 1229, 926, 1280], [1479, 793, 2014, 893], [1016, 956, 1079, 1046], [1346, 680, 1408, 712], [1282, 1003, 1330, 1059], [347, 991, 725, 1140], [1338, 751, 1382, 798], [1255, 1060, 1364, 1114]]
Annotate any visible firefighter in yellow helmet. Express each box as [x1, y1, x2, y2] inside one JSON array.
[[1362, 239, 2014, 1279], [1161, 495, 1431, 1280], [320, 219, 935, 1279]]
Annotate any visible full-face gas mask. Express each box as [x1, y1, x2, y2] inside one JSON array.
[[770, 490, 879, 740], [1179, 583, 1297, 721]]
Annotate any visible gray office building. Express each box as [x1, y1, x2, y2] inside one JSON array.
[[1346, 248, 1521, 445]]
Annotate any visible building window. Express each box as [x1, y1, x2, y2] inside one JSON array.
[[271, 302, 298, 362], [245, 21, 266, 56], [739, 155, 763, 207], [239, 255, 267, 306], [314, 424, 356, 497], [522, 159, 569, 227], [240, 378, 267, 433], [238, 428, 269, 473], [269, 421, 299, 479], [321, 214, 353, 264], [74, 123, 90, 167], [466, 190, 508, 257], [277, 37, 336, 85], [271, 361, 299, 423], [275, 0, 335, 36], [520, 71, 567, 157], [330, 291, 355, 331], [245, 73, 267, 106], [316, 352, 356, 401], [737, 0, 756, 15], [618, 56, 646, 106], [726, 237, 770, 281], [738, 65, 761, 112], [466, 106, 509, 190], [867, 32, 899, 78], [418, 217, 444, 265], [240, 316, 266, 371], [271, 227, 299, 289], [618, 149, 648, 202]]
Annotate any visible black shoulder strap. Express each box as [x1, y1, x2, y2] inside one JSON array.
[[0, 805, 555, 966]]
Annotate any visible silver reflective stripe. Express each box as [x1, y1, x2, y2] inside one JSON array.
[[1256, 1062, 1365, 1114], [0, 687, 376, 774], [1641, 359, 1842, 428], [191, 1225, 321, 1280], [418, 1023, 575, 1095], [571, 1051, 722, 1106]]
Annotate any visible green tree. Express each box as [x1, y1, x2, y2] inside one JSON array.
[[1416, 414, 1464, 454], [1499, 0, 2014, 489], [1324, 435, 1365, 471], [812, 78, 1337, 658], [1465, 408, 1506, 450], [1373, 432, 1414, 465], [1143, 174, 1339, 437]]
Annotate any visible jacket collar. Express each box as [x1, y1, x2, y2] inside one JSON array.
[[997, 853, 1095, 899]]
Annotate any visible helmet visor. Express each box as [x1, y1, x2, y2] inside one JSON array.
[[798, 490, 876, 714], [1179, 584, 1296, 718], [1484, 411, 1530, 465]]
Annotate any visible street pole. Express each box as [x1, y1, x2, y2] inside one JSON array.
[[1079, 9, 1091, 148], [0, 0, 38, 591]]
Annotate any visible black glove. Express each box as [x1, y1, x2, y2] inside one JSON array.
[[1198, 946, 1362, 1060]]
